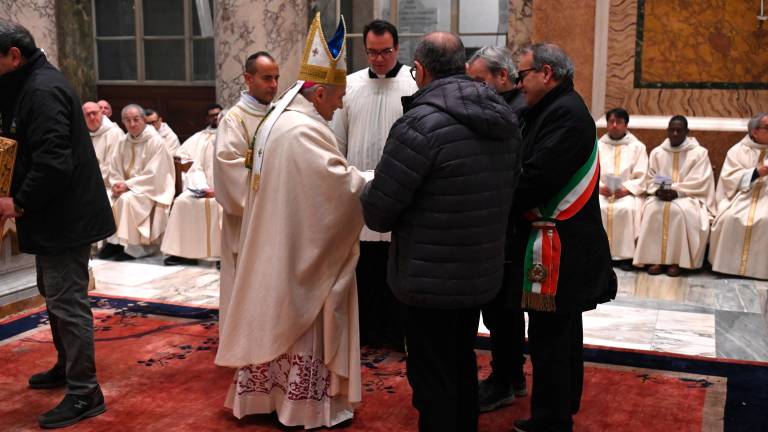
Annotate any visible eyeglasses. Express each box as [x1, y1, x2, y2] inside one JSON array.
[[410, 66, 416, 80], [366, 47, 395, 59], [514, 67, 537, 85]]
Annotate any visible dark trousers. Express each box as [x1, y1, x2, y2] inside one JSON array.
[[527, 311, 584, 432], [404, 305, 481, 432], [356, 241, 405, 349], [35, 244, 99, 395], [481, 293, 526, 387]]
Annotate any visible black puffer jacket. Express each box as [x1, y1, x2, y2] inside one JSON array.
[[0, 50, 115, 254], [361, 75, 521, 309]]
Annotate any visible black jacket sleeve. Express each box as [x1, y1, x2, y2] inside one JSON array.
[[360, 117, 433, 232], [13, 87, 75, 212], [514, 104, 594, 213]]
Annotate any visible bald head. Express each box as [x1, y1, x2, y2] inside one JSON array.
[[97, 99, 112, 117], [412, 32, 465, 88], [82, 101, 102, 132]]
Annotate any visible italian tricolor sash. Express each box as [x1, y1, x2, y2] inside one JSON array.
[[522, 139, 600, 311]]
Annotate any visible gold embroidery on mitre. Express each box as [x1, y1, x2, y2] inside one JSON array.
[[298, 13, 347, 87]]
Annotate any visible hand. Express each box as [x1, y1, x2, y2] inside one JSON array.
[[613, 187, 631, 199], [599, 185, 612, 197], [0, 197, 21, 222], [111, 182, 128, 197], [757, 165, 768, 178], [656, 189, 678, 201], [204, 188, 215, 198]]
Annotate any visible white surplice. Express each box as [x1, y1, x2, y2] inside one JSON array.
[[157, 122, 181, 153], [90, 118, 125, 189], [329, 65, 417, 242], [597, 132, 648, 260], [709, 135, 768, 279], [633, 137, 716, 268], [213, 91, 268, 329], [107, 126, 175, 252]]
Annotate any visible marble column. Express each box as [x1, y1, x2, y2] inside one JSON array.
[[0, 0, 58, 68], [215, 0, 309, 108], [531, 0, 596, 108], [55, 0, 96, 103]]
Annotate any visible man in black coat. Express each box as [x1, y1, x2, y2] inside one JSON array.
[[0, 19, 115, 429], [510, 43, 616, 432], [360, 32, 521, 432], [467, 45, 530, 412]]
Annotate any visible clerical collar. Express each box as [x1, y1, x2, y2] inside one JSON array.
[[368, 62, 404, 79]]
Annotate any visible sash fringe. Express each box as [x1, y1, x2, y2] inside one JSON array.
[[521, 291, 556, 312]]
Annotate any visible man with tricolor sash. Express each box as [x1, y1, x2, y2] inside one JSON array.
[[509, 43, 616, 432]]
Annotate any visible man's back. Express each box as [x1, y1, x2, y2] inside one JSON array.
[[362, 75, 521, 308]]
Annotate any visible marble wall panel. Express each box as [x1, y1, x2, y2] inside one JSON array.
[[507, 0, 533, 54], [604, 0, 768, 117], [0, 0, 57, 67], [215, 0, 308, 108], [531, 0, 596, 108]]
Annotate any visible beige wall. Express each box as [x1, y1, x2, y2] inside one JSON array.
[[0, 0, 58, 67]]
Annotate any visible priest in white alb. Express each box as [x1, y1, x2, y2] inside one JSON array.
[[633, 116, 716, 276], [216, 14, 368, 428], [213, 51, 279, 329], [329, 19, 416, 349], [597, 108, 648, 264], [709, 112, 768, 279], [160, 119, 222, 266], [82, 101, 124, 191], [145, 108, 180, 153], [98, 104, 175, 260]]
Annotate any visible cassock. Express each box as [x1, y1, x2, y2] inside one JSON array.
[[709, 135, 768, 279], [160, 130, 222, 260], [633, 137, 716, 269], [213, 91, 268, 329], [597, 132, 648, 260], [216, 91, 367, 428], [90, 117, 125, 190], [157, 122, 181, 153], [330, 63, 417, 242], [108, 126, 175, 255]]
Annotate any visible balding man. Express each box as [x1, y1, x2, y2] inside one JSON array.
[[361, 32, 520, 431], [98, 104, 175, 260], [82, 101, 124, 190], [709, 112, 768, 279]]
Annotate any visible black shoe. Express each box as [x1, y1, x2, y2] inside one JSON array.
[[112, 251, 136, 262], [513, 418, 536, 432], [38, 387, 106, 429], [163, 255, 198, 266], [478, 375, 515, 412], [216, 260, 221, 271], [28, 366, 66, 389], [96, 244, 123, 260], [617, 260, 635, 272]]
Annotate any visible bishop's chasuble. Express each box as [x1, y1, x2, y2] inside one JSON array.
[[216, 93, 367, 428], [108, 126, 175, 249], [633, 137, 716, 269], [213, 91, 268, 330], [709, 135, 768, 279], [597, 132, 648, 260], [161, 128, 222, 260]]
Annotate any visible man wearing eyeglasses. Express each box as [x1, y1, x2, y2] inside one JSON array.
[[330, 19, 417, 352], [145, 108, 180, 153], [509, 43, 616, 432]]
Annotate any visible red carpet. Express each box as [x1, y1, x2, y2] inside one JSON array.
[[0, 298, 727, 431]]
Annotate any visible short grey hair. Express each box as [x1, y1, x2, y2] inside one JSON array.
[[121, 104, 145, 118], [747, 112, 768, 134], [518, 43, 575, 82], [468, 46, 517, 80]]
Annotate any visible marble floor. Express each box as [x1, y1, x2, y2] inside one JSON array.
[[89, 257, 768, 363]]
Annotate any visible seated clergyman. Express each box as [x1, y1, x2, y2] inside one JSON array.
[[98, 104, 175, 260]]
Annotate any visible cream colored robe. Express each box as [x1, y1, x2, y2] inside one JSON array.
[[633, 137, 716, 268], [90, 119, 125, 189], [157, 122, 181, 153], [709, 135, 768, 279], [161, 131, 222, 259], [330, 66, 417, 242], [108, 126, 175, 248], [175, 127, 217, 190], [598, 132, 648, 260], [216, 93, 366, 424], [213, 92, 268, 330]]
